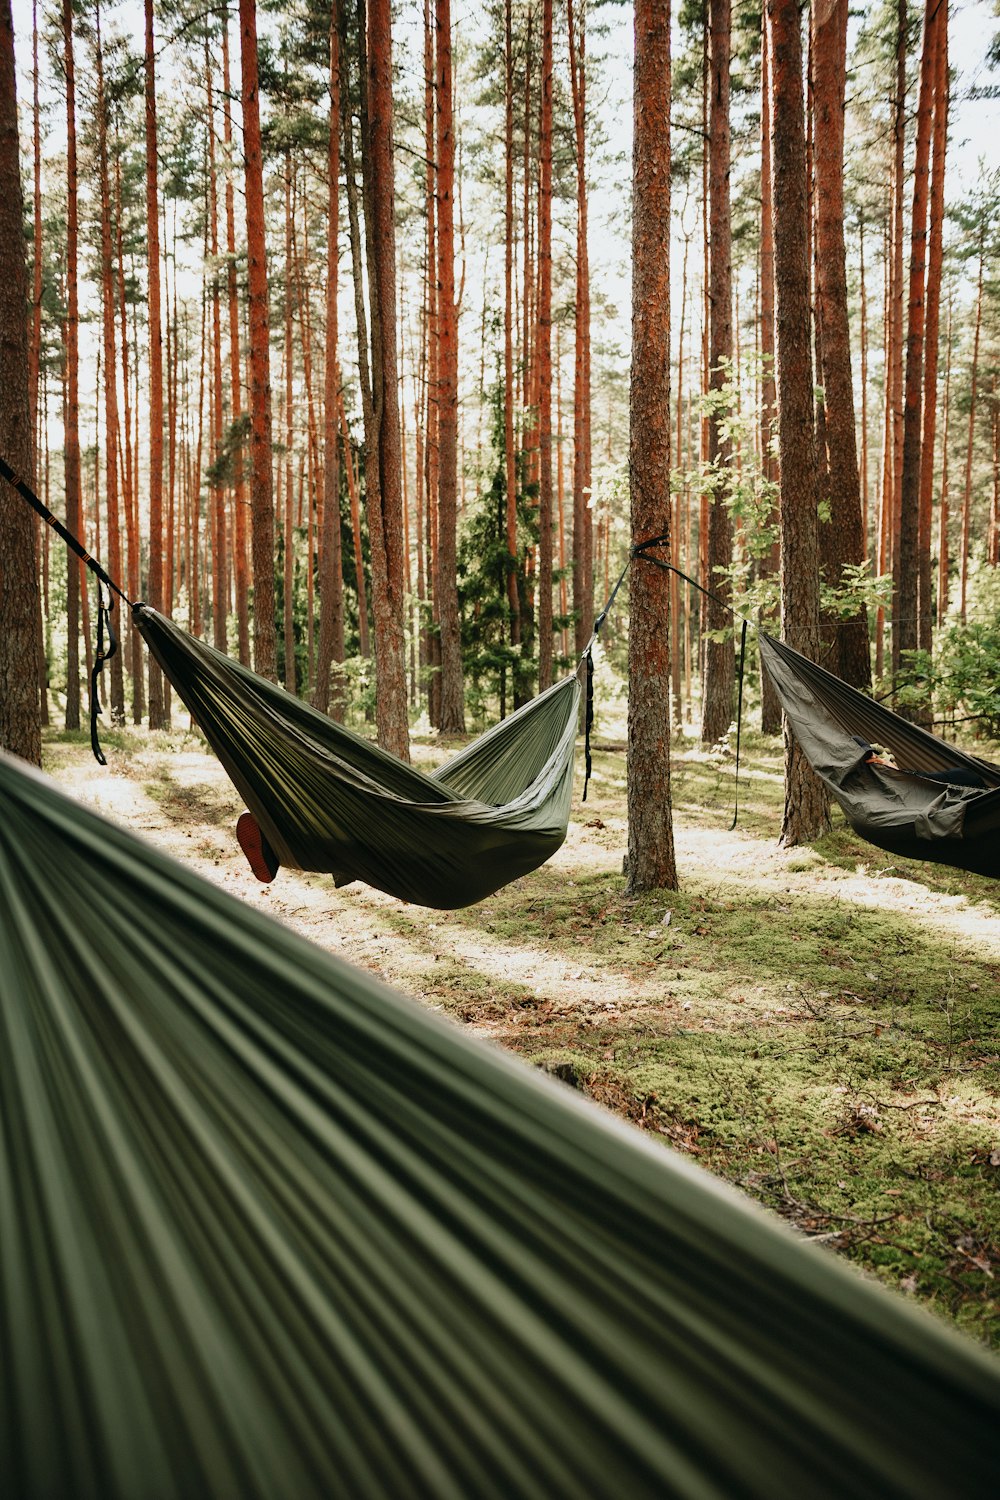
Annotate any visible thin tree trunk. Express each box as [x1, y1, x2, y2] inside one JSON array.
[[567, 0, 592, 659], [812, 0, 870, 689], [918, 0, 947, 654], [206, 40, 227, 655], [626, 0, 677, 895], [938, 295, 952, 619], [315, 0, 346, 716], [63, 0, 82, 730], [94, 3, 125, 723], [363, 0, 410, 757], [759, 30, 782, 734], [895, 0, 938, 675], [0, 0, 41, 762], [766, 0, 830, 844], [435, 0, 465, 729], [888, 0, 906, 664], [340, 394, 370, 657], [504, 0, 521, 653], [536, 0, 555, 691], [701, 0, 735, 745], [222, 16, 250, 666], [144, 0, 168, 725], [960, 238, 984, 622], [240, 0, 277, 680]]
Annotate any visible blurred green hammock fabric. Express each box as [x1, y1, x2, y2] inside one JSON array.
[[133, 604, 580, 908], [3, 751, 1000, 1500]]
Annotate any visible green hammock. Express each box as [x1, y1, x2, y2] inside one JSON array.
[[759, 633, 1000, 877], [134, 605, 581, 908], [3, 749, 1000, 1499]]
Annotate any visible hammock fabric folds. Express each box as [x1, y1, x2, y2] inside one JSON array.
[[760, 632, 1000, 877], [133, 604, 580, 908], [3, 750, 1000, 1499]]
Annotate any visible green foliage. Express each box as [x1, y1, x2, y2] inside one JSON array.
[[923, 568, 1000, 737]]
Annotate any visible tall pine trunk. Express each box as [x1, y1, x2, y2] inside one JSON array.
[[918, 0, 947, 655], [812, 0, 869, 689], [568, 0, 592, 658], [315, 2, 346, 716], [0, 0, 42, 763], [626, 0, 677, 895], [766, 0, 829, 844], [364, 0, 410, 757], [701, 0, 735, 745], [64, 0, 82, 730], [435, 0, 465, 729], [895, 0, 939, 675], [240, 0, 277, 680], [144, 0, 168, 725], [536, 0, 555, 690]]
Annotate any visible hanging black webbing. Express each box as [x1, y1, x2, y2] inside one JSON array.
[[1, 457, 132, 765]]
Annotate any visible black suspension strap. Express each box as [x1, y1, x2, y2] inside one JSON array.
[[634, 538, 753, 831], [581, 552, 634, 802], [1, 456, 132, 765], [89, 581, 120, 766]]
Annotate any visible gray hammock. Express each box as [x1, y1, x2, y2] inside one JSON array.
[[759, 633, 1000, 877], [2, 747, 1000, 1499], [134, 604, 580, 908]]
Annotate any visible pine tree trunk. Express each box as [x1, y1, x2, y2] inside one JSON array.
[[0, 0, 42, 763], [938, 296, 952, 620], [239, 0, 277, 681], [812, 0, 870, 689], [888, 0, 906, 668], [701, 0, 735, 746], [206, 43, 227, 656], [766, 0, 830, 845], [626, 0, 677, 896], [222, 18, 250, 667], [895, 0, 938, 675], [363, 0, 410, 758], [315, 2, 346, 717], [918, 0, 947, 655], [94, 4, 125, 723], [435, 0, 465, 730], [504, 0, 521, 655], [960, 239, 984, 621], [567, 0, 592, 658], [758, 31, 782, 734], [535, 0, 555, 691], [63, 0, 82, 731], [144, 0, 168, 725]]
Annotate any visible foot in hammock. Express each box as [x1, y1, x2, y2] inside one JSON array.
[[236, 812, 280, 883]]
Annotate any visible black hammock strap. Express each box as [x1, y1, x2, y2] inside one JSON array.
[[581, 534, 749, 829], [0, 457, 131, 764]]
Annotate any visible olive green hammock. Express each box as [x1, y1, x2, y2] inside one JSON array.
[[134, 604, 581, 908], [3, 750, 1000, 1500]]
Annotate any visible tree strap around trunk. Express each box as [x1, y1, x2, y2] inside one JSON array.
[[1, 456, 132, 765]]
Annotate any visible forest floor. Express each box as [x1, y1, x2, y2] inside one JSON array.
[[42, 707, 1000, 1349]]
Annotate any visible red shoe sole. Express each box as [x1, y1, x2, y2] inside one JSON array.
[[236, 812, 280, 883]]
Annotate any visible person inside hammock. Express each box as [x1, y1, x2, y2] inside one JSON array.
[[852, 737, 987, 789], [236, 811, 281, 883]]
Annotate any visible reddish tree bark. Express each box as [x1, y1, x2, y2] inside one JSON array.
[[536, 0, 555, 690], [206, 40, 227, 655], [758, 31, 782, 734], [63, 0, 82, 730], [504, 0, 521, 652], [314, 2, 346, 716], [766, 0, 829, 844], [435, 0, 465, 729], [567, 0, 592, 658], [918, 0, 947, 653], [812, 0, 870, 688], [364, 0, 410, 757], [222, 17, 250, 666], [701, 0, 735, 745], [94, 3, 124, 722], [144, 0, 168, 725], [895, 0, 939, 671], [626, 0, 677, 894], [0, 0, 41, 762], [239, 0, 277, 680]]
